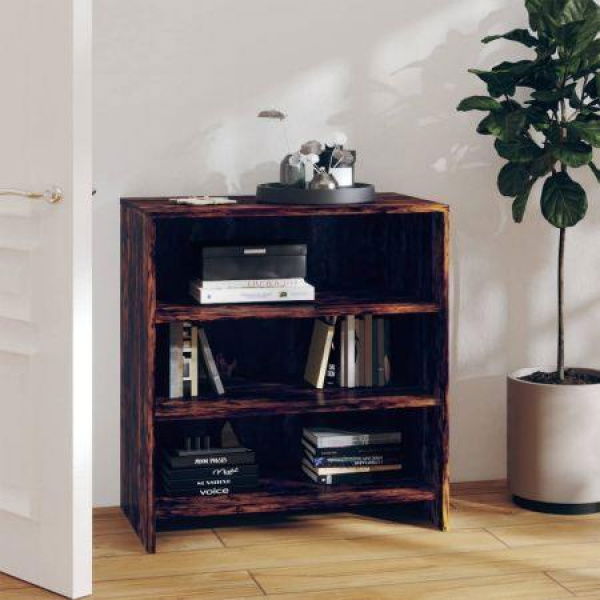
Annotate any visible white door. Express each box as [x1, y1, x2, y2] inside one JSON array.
[[0, 1, 92, 598]]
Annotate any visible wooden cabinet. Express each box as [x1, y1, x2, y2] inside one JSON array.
[[121, 193, 449, 552]]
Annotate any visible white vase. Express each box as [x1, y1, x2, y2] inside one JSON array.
[[507, 367, 600, 513]]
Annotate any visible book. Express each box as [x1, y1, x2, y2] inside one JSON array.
[[301, 458, 402, 475], [163, 447, 255, 469], [161, 463, 259, 481], [304, 317, 336, 389], [197, 327, 224, 395], [302, 439, 403, 458], [304, 454, 403, 469], [355, 318, 363, 386], [303, 426, 402, 449], [362, 314, 373, 387], [325, 323, 340, 387], [190, 280, 315, 304], [302, 464, 402, 485], [161, 474, 259, 492], [169, 323, 184, 398], [342, 316, 356, 387], [374, 318, 385, 386], [195, 278, 306, 289], [162, 484, 259, 497]]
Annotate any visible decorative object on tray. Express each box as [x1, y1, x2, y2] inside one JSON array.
[[302, 426, 402, 485], [257, 109, 374, 204], [190, 244, 315, 305]]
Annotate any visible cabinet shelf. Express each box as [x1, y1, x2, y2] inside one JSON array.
[[155, 293, 441, 323], [157, 475, 435, 519], [155, 382, 440, 421]]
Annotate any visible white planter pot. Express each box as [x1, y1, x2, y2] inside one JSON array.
[[507, 367, 600, 514]]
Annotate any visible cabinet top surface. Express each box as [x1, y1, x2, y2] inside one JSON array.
[[121, 192, 448, 218]]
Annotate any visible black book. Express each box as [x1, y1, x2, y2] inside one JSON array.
[[304, 453, 402, 469], [302, 439, 402, 458], [162, 482, 260, 497], [163, 448, 255, 469], [302, 463, 401, 486], [160, 463, 259, 481], [162, 474, 259, 493]]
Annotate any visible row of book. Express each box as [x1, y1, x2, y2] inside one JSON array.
[[304, 315, 391, 389], [169, 322, 224, 397], [161, 445, 259, 496], [302, 426, 403, 485]]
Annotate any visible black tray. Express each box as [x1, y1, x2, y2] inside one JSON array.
[[256, 182, 375, 205]]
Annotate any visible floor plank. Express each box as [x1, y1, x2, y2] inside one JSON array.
[[94, 529, 503, 582], [547, 567, 600, 597], [249, 541, 600, 594], [489, 520, 600, 548], [229, 572, 571, 600]]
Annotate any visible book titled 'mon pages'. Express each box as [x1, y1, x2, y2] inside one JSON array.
[[163, 447, 255, 469]]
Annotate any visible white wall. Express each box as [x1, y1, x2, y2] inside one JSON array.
[[93, 0, 600, 506]]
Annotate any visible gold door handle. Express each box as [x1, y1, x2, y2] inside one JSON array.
[[0, 186, 64, 204]]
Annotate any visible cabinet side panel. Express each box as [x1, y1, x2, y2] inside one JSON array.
[[121, 205, 156, 552], [428, 210, 450, 530]]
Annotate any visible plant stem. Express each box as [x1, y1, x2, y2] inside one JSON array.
[[557, 227, 566, 381]]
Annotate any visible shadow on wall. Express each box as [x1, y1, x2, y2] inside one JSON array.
[[92, 0, 600, 504]]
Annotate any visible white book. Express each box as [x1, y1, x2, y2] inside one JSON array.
[[169, 323, 184, 398], [343, 316, 356, 388], [190, 282, 315, 304], [301, 458, 402, 475], [363, 314, 373, 387], [193, 278, 306, 289]]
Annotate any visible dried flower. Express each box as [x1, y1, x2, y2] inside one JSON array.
[[332, 148, 355, 167], [257, 109, 287, 120], [300, 140, 324, 155], [326, 131, 348, 147]]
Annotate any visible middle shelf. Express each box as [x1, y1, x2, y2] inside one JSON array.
[[155, 382, 439, 421]]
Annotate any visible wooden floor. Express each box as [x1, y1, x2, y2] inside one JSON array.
[[2, 481, 600, 599]]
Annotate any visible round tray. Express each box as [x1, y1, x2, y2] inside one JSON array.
[[256, 182, 375, 205]]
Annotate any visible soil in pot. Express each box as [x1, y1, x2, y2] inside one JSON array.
[[520, 368, 600, 385]]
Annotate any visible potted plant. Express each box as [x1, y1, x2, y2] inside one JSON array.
[[458, 0, 600, 513]]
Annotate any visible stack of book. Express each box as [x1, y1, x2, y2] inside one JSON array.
[[161, 446, 259, 496], [190, 244, 315, 304], [301, 426, 403, 485], [304, 315, 391, 389]]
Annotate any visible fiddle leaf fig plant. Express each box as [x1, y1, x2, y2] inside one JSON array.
[[458, 0, 600, 383]]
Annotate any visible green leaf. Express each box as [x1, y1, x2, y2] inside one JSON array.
[[477, 109, 527, 141], [495, 138, 544, 162], [498, 163, 531, 196], [584, 76, 600, 99], [567, 119, 600, 146], [529, 150, 557, 176], [540, 171, 587, 227], [531, 83, 576, 102], [469, 61, 532, 97], [482, 29, 538, 47], [513, 183, 533, 222], [554, 141, 593, 167], [457, 96, 503, 112], [589, 161, 600, 182]]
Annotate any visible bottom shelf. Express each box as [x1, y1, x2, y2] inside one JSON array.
[[156, 474, 435, 518]]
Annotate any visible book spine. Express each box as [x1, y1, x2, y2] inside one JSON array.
[[308, 433, 403, 449], [191, 284, 315, 304], [161, 464, 258, 480], [164, 485, 258, 497], [363, 314, 373, 386], [345, 315, 356, 388], [375, 318, 386, 386], [302, 440, 403, 458], [194, 278, 306, 289], [307, 455, 402, 468], [162, 475, 259, 491], [166, 453, 255, 468], [198, 327, 225, 395], [169, 323, 183, 398]]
